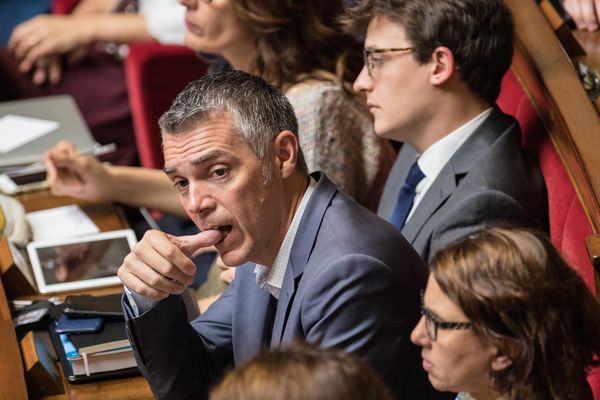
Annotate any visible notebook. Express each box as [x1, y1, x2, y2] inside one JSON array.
[[69, 320, 130, 355], [0, 95, 97, 167], [60, 334, 136, 377], [48, 319, 139, 383]]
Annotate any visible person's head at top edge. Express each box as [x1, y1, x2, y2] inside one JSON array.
[[160, 70, 309, 268], [210, 342, 394, 400], [411, 226, 600, 400], [179, 0, 362, 90], [345, 0, 514, 153]]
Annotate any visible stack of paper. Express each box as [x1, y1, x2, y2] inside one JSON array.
[[25, 205, 100, 241]]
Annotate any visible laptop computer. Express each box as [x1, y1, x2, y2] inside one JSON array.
[[0, 95, 98, 167]]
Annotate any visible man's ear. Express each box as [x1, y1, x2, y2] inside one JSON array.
[[430, 46, 457, 86], [273, 130, 299, 179]]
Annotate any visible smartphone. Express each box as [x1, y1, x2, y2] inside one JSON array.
[[63, 294, 124, 319], [0, 172, 48, 195], [55, 314, 103, 334]]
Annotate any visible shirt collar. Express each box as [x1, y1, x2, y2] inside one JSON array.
[[417, 108, 492, 179], [254, 176, 317, 299]]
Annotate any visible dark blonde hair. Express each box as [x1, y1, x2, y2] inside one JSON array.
[[430, 227, 600, 400], [231, 0, 362, 91], [210, 343, 393, 400]]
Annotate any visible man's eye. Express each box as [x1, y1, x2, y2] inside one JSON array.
[[370, 56, 384, 67], [173, 179, 189, 190], [211, 168, 228, 178]]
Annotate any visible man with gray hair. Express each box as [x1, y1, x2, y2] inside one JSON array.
[[119, 70, 440, 399]]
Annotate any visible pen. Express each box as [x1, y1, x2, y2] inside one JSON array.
[[13, 143, 117, 176]]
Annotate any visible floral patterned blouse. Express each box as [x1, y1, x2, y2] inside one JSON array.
[[286, 80, 395, 211]]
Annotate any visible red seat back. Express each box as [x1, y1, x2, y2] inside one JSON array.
[[498, 68, 599, 398], [51, 0, 79, 14], [124, 42, 208, 169]]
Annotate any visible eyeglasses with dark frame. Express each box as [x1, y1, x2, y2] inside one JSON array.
[[362, 47, 414, 78], [420, 290, 472, 341]]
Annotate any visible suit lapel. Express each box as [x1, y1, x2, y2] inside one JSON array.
[[270, 172, 337, 346], [401, 164, 457, 242], [270, 266, 294, 348], [401, 108, 513, 242]]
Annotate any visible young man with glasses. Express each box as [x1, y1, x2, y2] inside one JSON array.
[[346, 0, 547, 262]]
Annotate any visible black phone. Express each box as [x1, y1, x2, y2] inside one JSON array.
[[63, 294, 124, 319], [54, 313, 103, 334]]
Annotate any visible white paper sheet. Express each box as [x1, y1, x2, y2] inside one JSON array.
[[0, 114, 59, 153], [26, 205, 100, 241]]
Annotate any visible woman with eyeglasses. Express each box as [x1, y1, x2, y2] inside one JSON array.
[[411, 226, 600, 400]]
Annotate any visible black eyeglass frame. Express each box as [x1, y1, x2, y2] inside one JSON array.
[[362, 47, 414, 77], [420, 290, 473, 341]]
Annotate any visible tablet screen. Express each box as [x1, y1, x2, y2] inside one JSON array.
[[27, 229, 137, 294]]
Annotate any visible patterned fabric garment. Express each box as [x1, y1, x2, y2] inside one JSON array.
[[456, 393, 475, 400], [286, 80, 395, 211]]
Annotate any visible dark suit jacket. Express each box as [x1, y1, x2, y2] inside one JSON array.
[[124, 173, 443, 400], [378, 108, 547, 261]]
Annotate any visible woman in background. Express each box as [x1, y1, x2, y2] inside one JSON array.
[[47, 0, 394, 211], [412, 226, 600, 400], [3, 0, 186, 165]]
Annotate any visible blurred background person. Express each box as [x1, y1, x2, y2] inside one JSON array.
[[1, 0, 186, 165], [412, 226, 600, 400], [211, 343, 393, 400], [562, 0, 600, 31], [180, 0, 394, 208], [46, 0, 394, 210]]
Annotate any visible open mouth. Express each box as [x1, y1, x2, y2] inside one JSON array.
[[216, 225, 233, 243]]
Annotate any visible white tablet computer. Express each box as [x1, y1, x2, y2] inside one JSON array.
[[27, 229, 137, 294]]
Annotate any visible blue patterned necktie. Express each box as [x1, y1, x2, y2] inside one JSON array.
[[389, 160, 425, 230]]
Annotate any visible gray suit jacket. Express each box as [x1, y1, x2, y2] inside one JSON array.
[[125, 173, 444, 400], [378, 108, 547, 261]]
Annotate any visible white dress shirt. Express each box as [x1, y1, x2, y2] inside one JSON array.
[[407, 108, 493, 222], [254, 177, 317, 299]]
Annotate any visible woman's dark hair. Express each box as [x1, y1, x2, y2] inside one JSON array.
[[430, 227, 600, 400], [232, 0, 363, 91], [210, 343, 393, 400]]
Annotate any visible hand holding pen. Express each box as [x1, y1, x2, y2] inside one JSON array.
[[44, 140, 117, 202]]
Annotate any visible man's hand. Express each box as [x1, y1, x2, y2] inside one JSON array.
[[563, 0, 600, 31], [44, 140, 112, 202], [118, 230, 223, 300]]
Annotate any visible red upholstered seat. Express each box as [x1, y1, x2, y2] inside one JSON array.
[[498, 69, 599, 398], [124, 43, 208, 168], [51, 0, 78, 14]]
